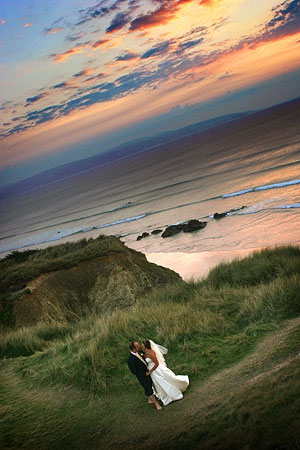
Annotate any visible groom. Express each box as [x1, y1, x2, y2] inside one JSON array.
[[128, 341, 162, 410]]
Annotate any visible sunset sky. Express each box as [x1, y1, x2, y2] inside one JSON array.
[[0, 0, 299, 185]]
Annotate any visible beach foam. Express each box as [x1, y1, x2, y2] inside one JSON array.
[[223, 178, 300, 198], [0, 214, 146, 254]]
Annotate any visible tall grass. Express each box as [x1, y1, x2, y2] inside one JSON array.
[[204, 245, 300, 288], [1, 246, 298, 394], [0, 235, 127, 294], [0, 245, 299, 450], [0, 322, 74, 359]]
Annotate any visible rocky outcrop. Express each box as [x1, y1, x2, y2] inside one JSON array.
[[214, 212, 227, 219], [162, 224, 184, 238], [162, 220, 207, 238], [1, 236, 181, 327], [151, 229, 163, 235], [213, 206, 247, 219], [137, 229, 163, 239], [183, 220, 207, 232], [136, 232, 149, 241]]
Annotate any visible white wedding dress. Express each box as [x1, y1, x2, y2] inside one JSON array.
[[145, 341, 189, 406]]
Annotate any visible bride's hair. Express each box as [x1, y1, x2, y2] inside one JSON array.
[[142, 339, 151, 349]]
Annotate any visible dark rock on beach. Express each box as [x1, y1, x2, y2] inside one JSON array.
[[136, 232, 149, 241], [214, 212, 227, 219], [162, 224, 184, 238], [213, 206, 247, 220], [232, 206, 247, 212], [183, 219, 207, 233], [162, 220, 207, 237], [151, 229, 163, 235]]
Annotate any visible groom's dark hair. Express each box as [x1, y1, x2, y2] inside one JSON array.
[[129, 341, 137, 351]]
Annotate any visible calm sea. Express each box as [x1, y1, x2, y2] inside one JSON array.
[[1, 100, 300, 275]]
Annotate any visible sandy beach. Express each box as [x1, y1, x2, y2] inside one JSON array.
[[145, 247, 262, 281]]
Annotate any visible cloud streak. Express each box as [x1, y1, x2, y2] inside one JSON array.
[[116, 51, 139, 61], [50, 43, 90, 63], [25, 93, 48, 107], [44, 27, 63, 35], [75, 0, 134, 26], [130, 0, 194, 31], [1, 0, 299, 146], [106, 12, 131, 33], [92, 39, 111, 49]]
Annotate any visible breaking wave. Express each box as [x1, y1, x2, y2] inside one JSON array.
[[0, 214, 146, 254], [223, 179, 300, 198]]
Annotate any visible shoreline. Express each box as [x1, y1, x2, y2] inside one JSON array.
[[1, 230, 299, 281], [1, 225, 299, 281], [145, 247, 263, 281]]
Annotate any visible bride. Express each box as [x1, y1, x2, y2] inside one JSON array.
[[141, 339, 189, 406]]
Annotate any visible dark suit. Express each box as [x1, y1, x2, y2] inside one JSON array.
[[128, 352, 153, 396]]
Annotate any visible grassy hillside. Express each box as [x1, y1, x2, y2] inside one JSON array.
[[0, 245, 299, 450], [0, 235, 180, 327]]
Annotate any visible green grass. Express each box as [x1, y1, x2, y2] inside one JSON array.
[[0, 245, 299, 449], [0, 235, 127, 295], [204, 245, 300, 288], [0, 234, 179, 328]]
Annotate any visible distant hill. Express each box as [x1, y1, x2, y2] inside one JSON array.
[[2, 96, 299, 200], [0, 110, 254, 200]]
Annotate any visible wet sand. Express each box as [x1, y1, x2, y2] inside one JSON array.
[[146, 247, 263, 280]]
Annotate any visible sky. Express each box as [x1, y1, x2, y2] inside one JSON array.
[[0, 0, 299, 185]]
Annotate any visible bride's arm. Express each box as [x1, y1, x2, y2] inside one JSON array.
[[146, 350, 159, 376]]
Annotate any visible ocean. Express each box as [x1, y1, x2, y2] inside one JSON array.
[[1, 100, 300, 279]]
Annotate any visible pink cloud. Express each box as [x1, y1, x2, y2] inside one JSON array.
[[50, 44, 88, 63], [93, 39, 111, 49], [45, 27, 63, 35], [130, 0, 194, 32], [73, 68, 93, 78]]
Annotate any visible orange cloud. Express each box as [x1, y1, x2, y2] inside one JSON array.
[[24, 22, 32, 28], [93, 34, 124, 52], [93, 39, 111, 49], [44, 26, 64, 35], [130, 0, 194, 32], [166, 32, 300, 108], [73, 68, 93, 78], [49, 27, 63, 34], [53, 80, 77, 89], [51, 44, 88, 63], [200, 0, 215, 5], [84, 72, 107, 83], [104, 60, 122, 69], [2, 31, 299, 170]]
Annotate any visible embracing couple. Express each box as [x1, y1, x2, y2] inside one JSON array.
[[128, 339, 189, 410]]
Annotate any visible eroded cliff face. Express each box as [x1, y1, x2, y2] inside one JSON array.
[[9, 241, 181, 327]]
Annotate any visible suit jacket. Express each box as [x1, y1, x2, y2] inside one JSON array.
[[127, 352, 147, 378], [128, 351, 153, 396]]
